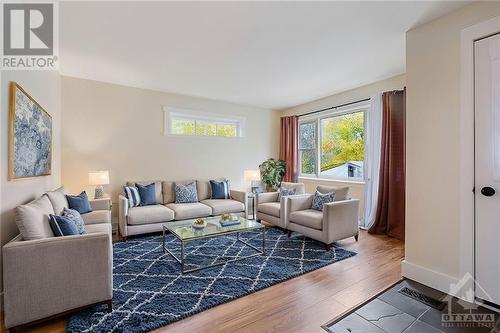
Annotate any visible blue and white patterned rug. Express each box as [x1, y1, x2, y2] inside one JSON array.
[[67, 227, 356, 333]]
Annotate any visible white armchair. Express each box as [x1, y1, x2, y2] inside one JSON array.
[[286, 193, 359, 250], [256, 182, 306, 229]]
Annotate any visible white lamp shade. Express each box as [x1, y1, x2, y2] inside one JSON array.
[[244, 170, 260, 182], [88, 170, 110, 185]]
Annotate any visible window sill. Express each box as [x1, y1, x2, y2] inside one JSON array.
[[298, 176, 366, 186]]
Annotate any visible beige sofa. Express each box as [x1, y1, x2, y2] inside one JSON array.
[[3, 187, 113, 331], [118, 180, 247, 238], [255, 182, 306, 229], [286, 185, 359, 250]]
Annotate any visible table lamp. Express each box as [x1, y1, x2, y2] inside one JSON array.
[[244, 170, 261, 193], [88, 170, 109, 199]]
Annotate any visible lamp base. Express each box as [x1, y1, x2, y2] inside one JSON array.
[[94, 185, 104, 199]]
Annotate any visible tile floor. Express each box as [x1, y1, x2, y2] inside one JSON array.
[[327, 279, 500, 333]]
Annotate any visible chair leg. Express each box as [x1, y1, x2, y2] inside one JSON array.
[[106, 299, 113, 313], [324, 243, 332, 251], [354, 234, 359, 242], [122, 236, 127, 242], [287, 230, 292, 238]]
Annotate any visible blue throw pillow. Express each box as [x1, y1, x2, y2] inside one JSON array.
[[66, 191, 93, 214], [136, 183, 156, 206], [175, 182, 198, 203], [311, 190, 336, 211], [278, 187, 296, 201], [63, 208, 86, 234], [210, 179, 230, 199], [123, 186, 141, 208], [49, 214, 80, 237]]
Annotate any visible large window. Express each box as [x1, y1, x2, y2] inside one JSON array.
[[165, 108, 244, 138], [299, 106, 366, 180]]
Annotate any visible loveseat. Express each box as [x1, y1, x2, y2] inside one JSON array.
[[3, 186, 113, 331], [118, 180, 247, 239]]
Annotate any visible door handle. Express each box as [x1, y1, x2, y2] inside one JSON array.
[[481, 186, 496, 197]]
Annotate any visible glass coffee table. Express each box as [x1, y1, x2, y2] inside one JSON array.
[[162, 216, 265, 274]]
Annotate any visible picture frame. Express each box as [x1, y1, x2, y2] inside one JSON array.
[[9, 82, 52, 180]]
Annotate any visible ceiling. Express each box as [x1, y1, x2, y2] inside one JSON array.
[[60, 1, 469, 110]]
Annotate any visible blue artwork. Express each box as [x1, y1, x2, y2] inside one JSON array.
[[10, 83, 52, 179]]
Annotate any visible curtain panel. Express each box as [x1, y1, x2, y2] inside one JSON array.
[[369, 89, 406, 241], [279, 116, 299, 182]]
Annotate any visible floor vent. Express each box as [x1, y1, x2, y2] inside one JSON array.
[[398, 286, 446, 310]]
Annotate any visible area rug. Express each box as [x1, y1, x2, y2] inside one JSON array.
[[67, 228, 356, 333]]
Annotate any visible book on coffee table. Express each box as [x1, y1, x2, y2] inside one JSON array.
[[220, 219, 241, 227]]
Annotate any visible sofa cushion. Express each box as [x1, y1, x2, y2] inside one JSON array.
[[162, 180, 196, 204], [316, 185, 349, 201], [201, 199, 244, 215], [127, 181, 163, 204], [166, 202, 212, 220], [289, 209, 323, 230], [15, 195, 55, 240], [49, 214, 80, 236], [197, 180, 212, 201], [45, 186, 68, 215], [127, 205, 175, 225], [63, 208, 86, 234], [136, 183, 157, 206], [66, 191, 93, 214], [258, 202, 280, 217], [82, 210, 112, 225], [175, 182, 198, 203]]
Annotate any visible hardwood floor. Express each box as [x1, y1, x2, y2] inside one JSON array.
[[0, 230, 404, 333]]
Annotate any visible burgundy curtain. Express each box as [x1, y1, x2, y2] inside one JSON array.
[[369, 89, 406, 241], [279, 116, 299, 182]]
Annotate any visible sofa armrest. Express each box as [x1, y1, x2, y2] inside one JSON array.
[[255, 192, 279, 206], [118, 195, 128, 237], [230, 190, 247, 204], [89, 197, 111, 211], [323, 199, 360, 243], [287, 194, 313, 213], [3, 233, 112, 328]]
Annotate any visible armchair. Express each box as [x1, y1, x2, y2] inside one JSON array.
[[255, 182, 306, 229], [286, 194, 359, 250]]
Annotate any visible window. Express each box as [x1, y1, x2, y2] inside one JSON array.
[[299, 104, 367, 181], [165, 108, 244, 138]]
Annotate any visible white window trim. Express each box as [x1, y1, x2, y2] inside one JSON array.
[[298, 100, 370, 182], [163, 106, 246, 138]]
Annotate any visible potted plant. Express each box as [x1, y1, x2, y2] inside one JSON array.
[[259, 158, 286, 191]]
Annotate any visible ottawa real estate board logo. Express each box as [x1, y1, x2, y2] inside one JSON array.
[[2, 2, 58, 69]]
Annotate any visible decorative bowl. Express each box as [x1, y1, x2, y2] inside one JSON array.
[[192, 219, 207, 229]]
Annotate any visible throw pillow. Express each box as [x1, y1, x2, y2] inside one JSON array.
[[45, 186, 69, 215], [210, 179, 230, 199], [48, 214, 80, 237], [136, 183, 156, 206], [311, 190, 336, 211], [15, 195, 55, 240], [66, 191, 93, 214], [123, 186, 141, 208], [63, 208, 86, 234], [278, 187, 296, 201], [175, 181, 198, 203]]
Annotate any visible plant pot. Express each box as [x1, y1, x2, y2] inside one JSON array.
[[266, 186, 277, 192]]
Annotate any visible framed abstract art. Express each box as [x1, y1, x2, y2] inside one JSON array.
[[9, 82, 52, 179]]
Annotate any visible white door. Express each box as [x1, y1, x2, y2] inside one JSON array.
[[475, 33, 500, 306]]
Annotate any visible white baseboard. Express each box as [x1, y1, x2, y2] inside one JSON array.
[[401, 260, 459, 295]]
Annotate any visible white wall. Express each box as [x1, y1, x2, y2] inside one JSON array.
[[61, 76, 280, 202], [404, 1, 500, 292], [0, 70, 61, 297], [281, 74, 406, 222]]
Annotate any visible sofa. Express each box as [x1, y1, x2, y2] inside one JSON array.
[[118, 180, 247, 239], [3, 187, 113, 331], [286, 185, 359, 250], [255, 182, 306, 229]]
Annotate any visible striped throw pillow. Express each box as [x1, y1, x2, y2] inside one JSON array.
[[210, 179, 230, 199], [124, 186, 141, 208]]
